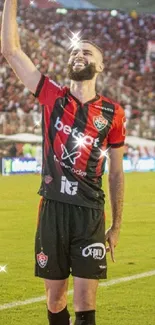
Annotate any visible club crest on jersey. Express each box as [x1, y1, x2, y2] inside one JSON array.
[[93, 115, 108, 131], [37, 251, 48, 268]]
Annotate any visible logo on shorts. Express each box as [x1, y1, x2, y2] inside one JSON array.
[[99, 265, 107, 269], [37, 251, 48, 268], [82, 243, 106, 260], [60, 176, 78, 196], [93, 116, 108, 131]]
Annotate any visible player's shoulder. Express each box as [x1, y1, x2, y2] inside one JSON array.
[[100, 94, 125, 117], [44, 75, 68, 95]]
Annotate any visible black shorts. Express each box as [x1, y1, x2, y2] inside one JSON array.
[[35, 198, 107, 280]]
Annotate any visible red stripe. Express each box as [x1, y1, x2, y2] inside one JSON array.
[[53, 101, 78, 159], [44, 107, 52, 159], [74, 105, 99, 173]]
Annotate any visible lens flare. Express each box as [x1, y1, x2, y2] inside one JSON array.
[[99, 147, 110, 159], [0, 265, 7, 273], [73, 136, 87, 148], [68, 31, 82, 50]]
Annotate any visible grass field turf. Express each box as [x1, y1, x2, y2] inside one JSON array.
[[0, 172, 155, 324]]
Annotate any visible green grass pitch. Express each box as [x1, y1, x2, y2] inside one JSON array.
[[0, 172, 155, 324]]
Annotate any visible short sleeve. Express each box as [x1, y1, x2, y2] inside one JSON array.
[[107, 104, 126, 148], [33, 75, 63, 106]]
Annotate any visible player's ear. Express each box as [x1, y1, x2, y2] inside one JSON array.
[[97, 62, 104, 73]]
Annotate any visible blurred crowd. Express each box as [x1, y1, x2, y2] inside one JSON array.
[[1, 142, 155, 162], [0, 141, 42, 162], [0, 1, 155, 141]]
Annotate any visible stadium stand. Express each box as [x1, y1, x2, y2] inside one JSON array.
[[0, 0, 155, 150]]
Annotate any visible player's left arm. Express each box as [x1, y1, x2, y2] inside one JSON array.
[[105, 147, 124, 262], [105, 104, 125, 262]]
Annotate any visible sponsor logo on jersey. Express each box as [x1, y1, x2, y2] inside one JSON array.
[[60, 176, 78, 195], [54, 117, 99, 147], [61, 144, 81, 165], [82, 243, 106, 260], [94, 105, 114, 113], [54, 155, 86, 177], [37, 251, 48, 268], [93, 116, 108, 131]]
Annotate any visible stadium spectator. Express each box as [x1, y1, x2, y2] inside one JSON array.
[[8, 142, 17, 157], [0, 3, 155, 138]]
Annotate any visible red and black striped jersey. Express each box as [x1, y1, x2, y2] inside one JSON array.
[[34, 75, 125, 208]]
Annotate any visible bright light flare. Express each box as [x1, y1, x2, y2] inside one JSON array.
[[68, 31, 82, 50], [99, 147, 110, 159], [0, 265, 7, 273], [29, 0, 34, 6], [34, 121, 41, 128], [73, 136, 87, 149]]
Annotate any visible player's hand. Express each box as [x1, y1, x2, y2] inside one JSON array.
[[105, 227, 120, 262]]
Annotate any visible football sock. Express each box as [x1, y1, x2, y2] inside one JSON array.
[[74, 310, 96, 325], [48, 306, 70, 325]]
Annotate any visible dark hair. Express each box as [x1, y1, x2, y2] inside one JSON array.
[[80, 40, 103, 54]]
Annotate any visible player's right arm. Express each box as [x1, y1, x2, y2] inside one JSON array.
[[1, 0, 41, 94]]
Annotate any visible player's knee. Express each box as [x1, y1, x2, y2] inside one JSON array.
[[47, 298, 66, 313], [47, 294, 67, 313], [48, 306, 70, 325], [74, 310, 96, 325], [74, 294, 95, 311]]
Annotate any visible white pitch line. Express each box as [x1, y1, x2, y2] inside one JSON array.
[[0, 270, 155, 311]]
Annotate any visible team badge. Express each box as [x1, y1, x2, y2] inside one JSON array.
[[37, 251, 48, 268], [93, 116, 108, 131]]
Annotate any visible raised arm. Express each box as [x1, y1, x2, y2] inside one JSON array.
[[1, 0, 41, 94]]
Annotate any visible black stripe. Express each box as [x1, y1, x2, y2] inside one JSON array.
[[101, 100, 115, 114], [108, 142, 124, 148], [33, 74, 46, 98]]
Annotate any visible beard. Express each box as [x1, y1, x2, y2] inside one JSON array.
[[67, 62, 97, 81]]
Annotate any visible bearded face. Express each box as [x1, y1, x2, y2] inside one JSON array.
[[67, 60, 97, 81]]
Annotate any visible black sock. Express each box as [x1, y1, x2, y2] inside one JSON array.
[[48, 306, 70, 325], [74, 310, 96, 325]]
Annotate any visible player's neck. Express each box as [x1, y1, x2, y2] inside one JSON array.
[[70, 80, 96, 104]]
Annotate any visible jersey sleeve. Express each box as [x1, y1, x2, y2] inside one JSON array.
[[107, 104, 126, 148], [33, 75, 63, 106]]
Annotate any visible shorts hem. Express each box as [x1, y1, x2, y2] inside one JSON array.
[[71, 272, 107, 280], [35, 273, 69, 280]]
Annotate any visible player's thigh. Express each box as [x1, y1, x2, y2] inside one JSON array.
[[70, 206, 107, 280], [44, 278, 69, 312], [35, 199, 70, 280], [73, 277, 99, 311]]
